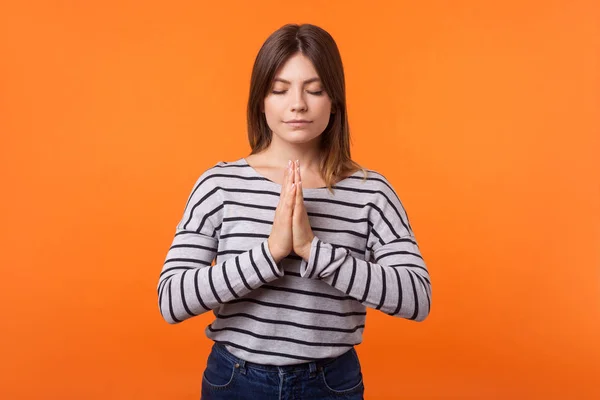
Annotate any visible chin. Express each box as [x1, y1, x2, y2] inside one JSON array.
[[291, 133, 322, 143]]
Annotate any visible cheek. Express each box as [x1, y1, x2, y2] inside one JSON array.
[[263, 99, 284, 116], [314, 102, 333, 118], [313, 96, 333, 111]]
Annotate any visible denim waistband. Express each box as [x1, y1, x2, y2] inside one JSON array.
[[212, 342, 353, 373]]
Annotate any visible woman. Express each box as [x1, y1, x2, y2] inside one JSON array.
[[157, 23, 431, 399]]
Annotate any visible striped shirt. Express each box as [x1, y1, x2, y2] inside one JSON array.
[[157, 157, 431, 365]]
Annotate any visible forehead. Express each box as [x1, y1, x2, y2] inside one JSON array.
[[273, 53, 321, 84], [273, 77, 321, 85]]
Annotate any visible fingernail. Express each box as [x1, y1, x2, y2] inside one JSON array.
[[288, 160, 292, 167]]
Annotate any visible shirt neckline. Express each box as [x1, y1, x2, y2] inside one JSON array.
[[240, 157, 360, 191]]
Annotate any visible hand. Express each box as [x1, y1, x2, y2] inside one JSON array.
[[267, 160, 296, 263], [291, 160, 315, 261]]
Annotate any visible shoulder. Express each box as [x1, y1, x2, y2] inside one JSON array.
[[191, 159, 246, 187], [350, 165, 395, 194], [356, 167, 408, 215]]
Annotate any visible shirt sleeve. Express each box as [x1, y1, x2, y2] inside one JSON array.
[[157, 167, 284, 324], [299, 176, 431, 322]]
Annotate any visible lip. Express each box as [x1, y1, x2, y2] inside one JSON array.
[[286, 121, 311, 128], [285, 120, 312, 128]]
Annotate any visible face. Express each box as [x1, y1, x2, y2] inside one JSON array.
[[263, 52, 334, 144]]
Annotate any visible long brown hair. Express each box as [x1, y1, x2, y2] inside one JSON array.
[[246, 23, 368, 194]]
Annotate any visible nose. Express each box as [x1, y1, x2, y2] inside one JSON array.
[[290, 88, 307, 112]]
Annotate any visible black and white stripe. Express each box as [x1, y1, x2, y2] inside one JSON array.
[[157, 158, 431, 365]]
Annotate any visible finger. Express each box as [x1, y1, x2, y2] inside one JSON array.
[[280, 162, 289, 203], [296, 160, 302, 182], [296, 179, 302, 207], [294, 172, 303, 218], [287, 160, 296, 189], [296, 181, 303, 214], [291, 160, 296, 185], [284, 161, 292, 190], [294, 162, 302, 202], [287, 163, 296, 209]]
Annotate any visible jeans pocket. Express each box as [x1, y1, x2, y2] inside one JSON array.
[[202, 345, 237, 390], [319, 348, 364, 394]]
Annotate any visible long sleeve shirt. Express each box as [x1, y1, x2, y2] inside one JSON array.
[[156, 157, 431, 365]]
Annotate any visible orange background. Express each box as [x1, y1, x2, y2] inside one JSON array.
[[1, 1, 599, 399]]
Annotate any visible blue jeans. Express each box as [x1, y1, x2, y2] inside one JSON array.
[[201, 342, 365, 399]]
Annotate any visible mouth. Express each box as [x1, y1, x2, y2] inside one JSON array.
[[285, 121, 312, 128]]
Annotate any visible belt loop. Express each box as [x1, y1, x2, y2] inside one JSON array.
[[235, 358, 247, 375], [309, 361, 317, 378]]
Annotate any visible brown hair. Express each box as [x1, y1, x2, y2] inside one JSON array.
[[246, 23, 368, 194]]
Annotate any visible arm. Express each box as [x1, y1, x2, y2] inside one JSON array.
[[157, 169, 283, 324], [299, 177, 431, 322]]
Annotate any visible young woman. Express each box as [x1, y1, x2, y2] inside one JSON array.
[[157, 23, 431, 400]]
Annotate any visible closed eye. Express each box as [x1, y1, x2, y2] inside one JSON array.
[[271, 90, 324, 96]]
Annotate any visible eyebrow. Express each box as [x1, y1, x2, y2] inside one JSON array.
[[273, 77, 321, 84]]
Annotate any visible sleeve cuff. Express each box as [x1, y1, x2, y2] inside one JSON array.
[[260, 239, 285, 279], [299, 236, 320, 278]]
